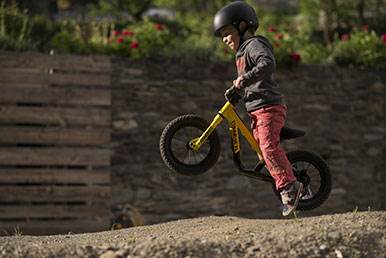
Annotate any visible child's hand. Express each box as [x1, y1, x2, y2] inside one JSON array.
[[233, 76, 243, 89]]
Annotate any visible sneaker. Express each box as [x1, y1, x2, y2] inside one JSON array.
[[280, 181, 303, 217]]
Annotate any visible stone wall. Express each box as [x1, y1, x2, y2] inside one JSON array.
[[110, 58, 385, 225]]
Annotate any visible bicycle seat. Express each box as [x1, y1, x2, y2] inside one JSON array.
[[280, 126, 306, 140]]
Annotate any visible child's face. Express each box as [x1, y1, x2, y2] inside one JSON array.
[[219, 25, 240, 52]]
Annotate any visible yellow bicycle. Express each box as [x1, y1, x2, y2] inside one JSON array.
[[160, 86, 331, 210]]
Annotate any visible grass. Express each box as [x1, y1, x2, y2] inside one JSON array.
[[13, 226, 22, 236]]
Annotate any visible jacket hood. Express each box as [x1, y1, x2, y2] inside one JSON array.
[[237, 35, 273, 53]]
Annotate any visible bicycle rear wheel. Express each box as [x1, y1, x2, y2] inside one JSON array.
[[272, 150, 332, 211], [159, 114, 221, 176]]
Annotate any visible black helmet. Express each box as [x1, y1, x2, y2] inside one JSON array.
[[213, 1, 259, 37]]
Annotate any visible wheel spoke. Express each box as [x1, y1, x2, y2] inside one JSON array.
[[304, 162, 312, 172], [301, 184, 314, 200], [172, 136, 187, 143], [170, 124, 212, 166], [196, 151, 205, 160]]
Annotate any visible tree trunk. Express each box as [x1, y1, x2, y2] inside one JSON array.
[[357, 0, 366, 25], [321, 0, 335, 45]]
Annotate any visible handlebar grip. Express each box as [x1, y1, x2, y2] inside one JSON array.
[[224, 85, 241, 104]]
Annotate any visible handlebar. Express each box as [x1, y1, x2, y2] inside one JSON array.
[[224, 86, 242, 104]]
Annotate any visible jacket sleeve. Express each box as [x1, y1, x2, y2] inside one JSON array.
[[239, 46, 275, 89]]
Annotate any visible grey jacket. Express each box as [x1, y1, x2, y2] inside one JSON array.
[[235, 36, 283, 112]]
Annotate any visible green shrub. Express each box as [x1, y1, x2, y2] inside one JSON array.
[[331, 29, 386, 69], [0, 33, 30, 50], [106, 20, 171, 58], [29, 15, 60, 51], [50, 30, 84, 54], [298, 43, 331, 64], [0, 2, 31, 50], [259, 28, 304, 67]]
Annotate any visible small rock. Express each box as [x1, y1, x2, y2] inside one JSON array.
[[248, 246, 260, 252], [99, 250, 118, 258], [85, 245, 93, 251], [335, 249, 343, 258], [328, 231, 341, 240], [370, 81, 385, 91], [319, 244, 327, 250], [115, 249, 126, 257]]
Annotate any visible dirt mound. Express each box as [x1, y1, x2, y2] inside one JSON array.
[[0, 211, 385, 258]]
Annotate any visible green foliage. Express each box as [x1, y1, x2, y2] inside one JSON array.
[[50, 30, 83, 53], [298, 43, 331, 64], [1, 0, 386, 69], [106, 20, 171, 58], [154, 0, 228, 15], [91, 0, 152, 21], [331, 29, 386, 69], [29, 15, 61, 50], [0, 1, 31, 49], [0, 33, 30, 50], [299, 0, 386, 43]]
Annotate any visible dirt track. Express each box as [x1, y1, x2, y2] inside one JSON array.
[[0, 211, 385, 258]]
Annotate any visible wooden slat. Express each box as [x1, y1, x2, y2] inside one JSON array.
[[0, 51, 111, 72], [0, 147, 110, 166], [0, 205, 111, 219], [0, 126, 110, 146], [0, 185, 110, 202], [0, 219, 111, 235], [0, 71, 111, 87], [0, 68, 46, 73], [0, 87, 111, 106], [49, 73, 111, 87], [0, 71, 48, 84], [0, 169, 110, 184], [0, 106, 111, 126], [0, 81, 50, 88]]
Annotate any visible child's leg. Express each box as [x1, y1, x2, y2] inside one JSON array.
[[250, 105, 296, 191]]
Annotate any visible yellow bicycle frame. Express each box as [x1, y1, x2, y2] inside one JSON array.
[[189, 101, 264, 161]]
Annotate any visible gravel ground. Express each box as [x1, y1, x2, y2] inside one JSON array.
[[0, 211, 385, 258]]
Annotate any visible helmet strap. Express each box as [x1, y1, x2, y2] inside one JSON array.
[[233, 21, 247, 50]]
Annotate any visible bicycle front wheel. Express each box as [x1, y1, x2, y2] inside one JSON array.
[[159, 114, 221, 176]]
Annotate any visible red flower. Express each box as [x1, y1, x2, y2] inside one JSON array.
[[340, 34, 350, 41], [274, 42, 281, 47], [267, 26, 277, 32], [290, 52, 301, 62], [275, 33, 284, 40], [117, 36, 124, 44], [381, 34, 386, 45], [130, 41, 139, 49], [113, 30, 120, 36], [155, 23, 165, 31], [122, 30, 134, 36], [362, 24, 369, 32]]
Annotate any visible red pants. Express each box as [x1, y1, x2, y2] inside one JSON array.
[[249, 104, 296, 190]]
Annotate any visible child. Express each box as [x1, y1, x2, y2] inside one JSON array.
[[213, 1, 303, 216]]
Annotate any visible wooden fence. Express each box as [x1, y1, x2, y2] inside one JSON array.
[[0, 51, 111, 235]]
